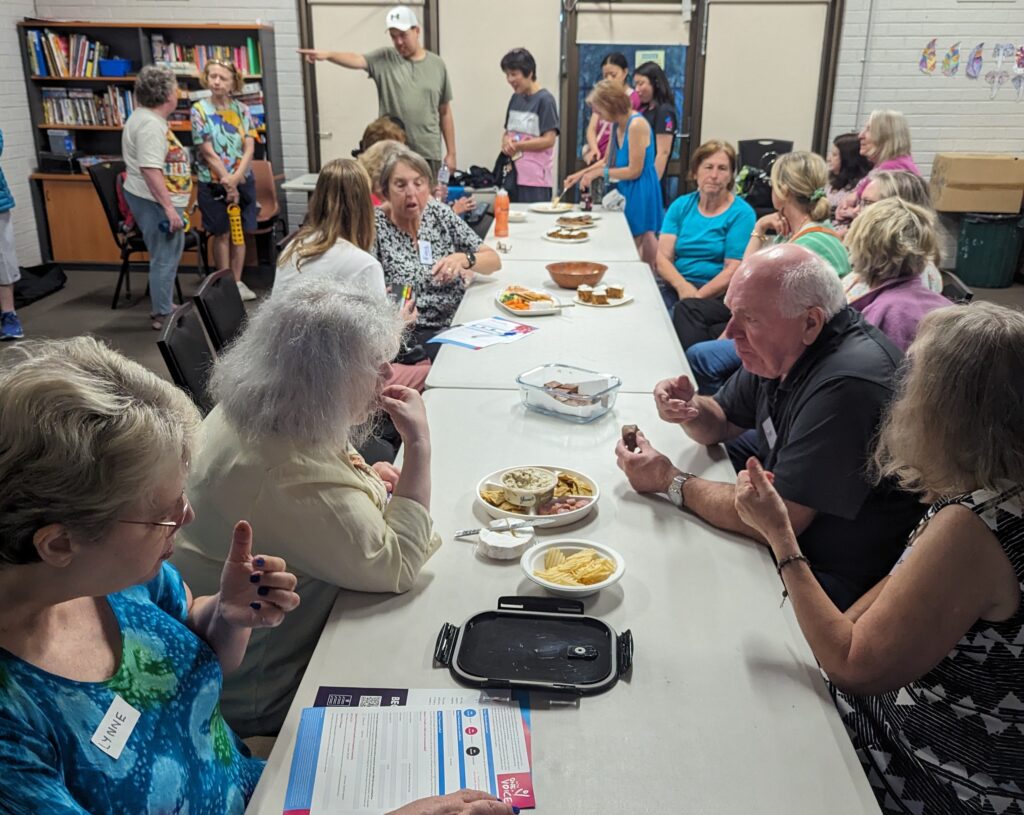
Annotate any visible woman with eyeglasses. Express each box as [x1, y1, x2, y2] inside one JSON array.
[[0, 337, 301, 813]]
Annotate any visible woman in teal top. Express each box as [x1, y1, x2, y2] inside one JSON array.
[[565, 79, 662, 268]]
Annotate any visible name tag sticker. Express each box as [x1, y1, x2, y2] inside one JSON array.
[[91, 695, 140, 760], [418, 240, 433, 265], [762, 416, 778, 450]]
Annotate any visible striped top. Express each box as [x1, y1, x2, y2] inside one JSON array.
[[831, 484, 1024, 814]]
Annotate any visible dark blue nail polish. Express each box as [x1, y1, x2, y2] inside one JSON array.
[[249, 574, 260, 583], [257, 586, 269, 596], [512, 808, 520, 814], [255, 557, 266, 567], [250, 601, 261, 610]]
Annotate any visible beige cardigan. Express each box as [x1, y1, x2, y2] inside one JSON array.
[[172, 406, 441, 736]]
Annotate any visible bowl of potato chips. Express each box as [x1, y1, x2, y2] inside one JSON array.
[[521, 539, 624, 597]]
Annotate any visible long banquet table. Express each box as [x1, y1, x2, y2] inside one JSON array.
[[485, 204, 644, 262], [246, 388, 879, 815]]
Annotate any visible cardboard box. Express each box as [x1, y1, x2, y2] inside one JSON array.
[[930, 153, 1024, 214]]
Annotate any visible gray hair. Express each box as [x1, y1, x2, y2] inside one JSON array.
[[0, 337, 201, 567], [768, 246, 846, 319], [210, 276, 406, 446], [135, 64, 177, 108], [874, 302, 1024, 495], [378, 146, 432, 197]]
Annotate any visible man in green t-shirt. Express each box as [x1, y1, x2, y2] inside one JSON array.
[[299, 5, 456, 173]]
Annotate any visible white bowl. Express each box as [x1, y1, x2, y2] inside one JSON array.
[[520, 539, 625, 597], [475, 465, 599, 528]]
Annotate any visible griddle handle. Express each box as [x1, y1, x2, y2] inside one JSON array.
[[434, 622, 458, 666], [617, 629, 634, 674], [497, 595, 584, 615]]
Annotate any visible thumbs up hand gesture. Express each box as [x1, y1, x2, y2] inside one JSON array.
[[217, 520, 300, 629]]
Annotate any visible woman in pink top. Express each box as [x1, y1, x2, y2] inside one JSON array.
[[583, 53, 642, 164], [854, 109, 920, 197]]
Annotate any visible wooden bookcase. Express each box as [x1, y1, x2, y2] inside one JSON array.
[[16, 19, 285, 266]]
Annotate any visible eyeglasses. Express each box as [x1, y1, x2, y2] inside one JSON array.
[[118, 493, 191, 536]]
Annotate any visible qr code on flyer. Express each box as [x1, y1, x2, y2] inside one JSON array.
[[358, 696, 383, 707]]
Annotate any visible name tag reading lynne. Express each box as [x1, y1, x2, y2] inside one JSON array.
[[91, 695, 141, 760]]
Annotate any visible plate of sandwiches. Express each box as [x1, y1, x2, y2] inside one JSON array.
[[543, 228, 590, 244], [574, 283, 633, 307], [496, 285, 563, 316]]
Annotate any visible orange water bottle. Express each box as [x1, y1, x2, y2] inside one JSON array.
[[494, 189, 510, 238], [227, 203, 244, 246]]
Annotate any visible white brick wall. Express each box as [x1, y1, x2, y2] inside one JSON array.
[[2, 0, 44, 267], [829, 0, 1024, 177], [32, 0, 310, 228]]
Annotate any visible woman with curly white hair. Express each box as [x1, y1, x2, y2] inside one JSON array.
[[172, 275, 442, 738]]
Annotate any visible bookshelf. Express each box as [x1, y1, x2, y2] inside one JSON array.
[[17, 19, 285, 266]]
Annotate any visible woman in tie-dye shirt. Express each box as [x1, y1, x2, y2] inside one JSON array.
[[192, 59, 259, 302]]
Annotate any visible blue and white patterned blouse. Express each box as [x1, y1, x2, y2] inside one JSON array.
[[0, 563, 263, 813]]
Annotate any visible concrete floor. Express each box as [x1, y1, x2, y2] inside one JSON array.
[[12, 266, 1024, 380]]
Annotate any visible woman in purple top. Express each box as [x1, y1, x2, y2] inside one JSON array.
[[845, 198, 949, 352], [854, 109, 920, 198]]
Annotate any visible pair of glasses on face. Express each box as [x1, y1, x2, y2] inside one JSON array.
[[118, 493, 191, 537]]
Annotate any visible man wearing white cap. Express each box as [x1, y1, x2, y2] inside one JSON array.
[[299, 5, 456, 174]]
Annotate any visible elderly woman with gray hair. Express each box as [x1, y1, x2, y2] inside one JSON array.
[[374, 146, 501, 357], [172, 275, 442, 737], [0, 337, 300, 812], [121, 65, 193, 330]]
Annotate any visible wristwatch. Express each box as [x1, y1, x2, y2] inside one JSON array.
[[464, 249, 477, 269], [667, 472, 697, 509]]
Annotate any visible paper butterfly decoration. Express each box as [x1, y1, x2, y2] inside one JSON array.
[[1014, 74, 1024, 101], [1016, 46, 1024, 74], [942, 42, 961, 76], [993, 43, 1015, 69], [966, 43, 984, 79], [920, 39, 937, 74], [986, 70, 1009, 99]]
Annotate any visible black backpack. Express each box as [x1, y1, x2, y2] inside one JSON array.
[[735, 151, 779, 210]]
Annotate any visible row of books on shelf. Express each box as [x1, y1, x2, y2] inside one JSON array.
[[150, 35, 263, 76], [41, 86, 135, 127], [26, 29, 112, 77]]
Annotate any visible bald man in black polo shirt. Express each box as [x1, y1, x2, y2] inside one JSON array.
[[616, 244, 925, 610]]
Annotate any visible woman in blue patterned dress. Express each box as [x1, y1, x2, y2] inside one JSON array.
[[565, 78, 662, 269], [733, 301, 1024, 814]]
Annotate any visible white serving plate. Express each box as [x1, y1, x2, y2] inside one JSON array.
[[556, 216, 601, 229], [542, 231, 590, 244], [507, 210, 528, 223], [495, 287, 562, 317], [529, 202, 576, 214], [573, 294, 634, 308], [475, 465, 599, 529], [521, 539, 625, 598]]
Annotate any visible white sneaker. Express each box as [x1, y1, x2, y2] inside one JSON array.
[[236, 280, 257, 301]]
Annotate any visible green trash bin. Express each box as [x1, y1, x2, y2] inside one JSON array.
[[955, 212, 1024, 288]]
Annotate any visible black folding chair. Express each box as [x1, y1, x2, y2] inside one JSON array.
[[193, 268, 247, 354], [86, 160, 207, 309], [156, 302, 215, 414]]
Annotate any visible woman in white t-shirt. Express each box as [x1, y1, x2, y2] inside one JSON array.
[[274, 159, 427, 389]]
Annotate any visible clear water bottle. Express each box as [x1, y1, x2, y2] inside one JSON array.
[[435, 164, 450, 202]]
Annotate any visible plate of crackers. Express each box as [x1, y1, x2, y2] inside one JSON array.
[[476, 466, 599, 528], [543, 228, 590, 243], [496, 285, 562, 316], [555, 214, 601, 229], [575, 283, 633, 307]]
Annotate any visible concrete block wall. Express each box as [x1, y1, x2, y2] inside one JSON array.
[[1, 0, 45, 267], [31, 0, 310, 230], [829, 0, 1024, 177]]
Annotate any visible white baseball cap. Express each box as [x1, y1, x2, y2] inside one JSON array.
[[385, 5, 419, 31]]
